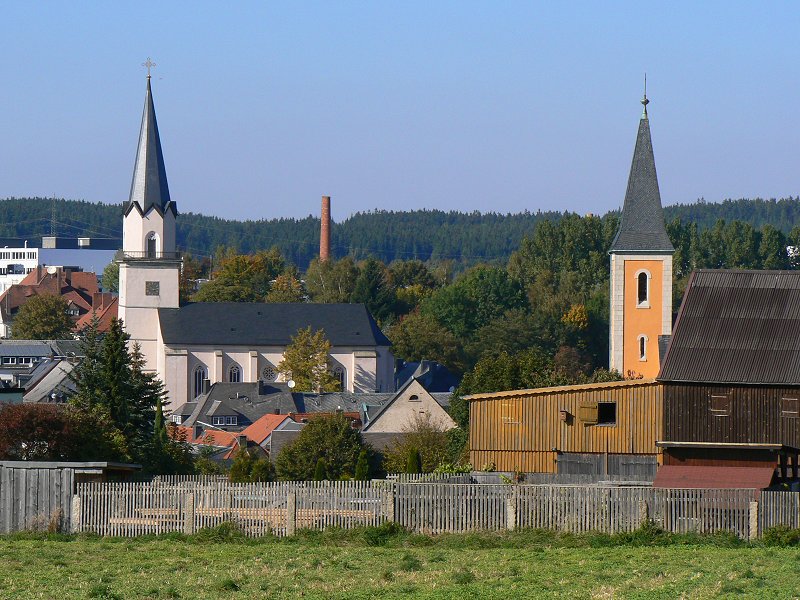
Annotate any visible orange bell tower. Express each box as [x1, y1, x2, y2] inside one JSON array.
[[609, 87, 674, 378]]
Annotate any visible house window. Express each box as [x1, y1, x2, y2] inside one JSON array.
[[332, 366, 345, 390], [2, 357, 16, 365], [261, 366, 277, 382], [212, 416, 225, 426], [638, 335, 647, 361], [225, 416, 238, 426], [782, 398, 799, 418], [710, 394, 730, 417], [19, 357, 32, 366], [193, 366, 207, 399], [636, 270, 650, 307], [229, 365, 241, 383], [145, 281, 160, 296], [171, 415, 182, 424], [597, 402, 617, 426]]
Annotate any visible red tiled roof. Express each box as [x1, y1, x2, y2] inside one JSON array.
[[239, 414, 291, 445], [76, 294, 118, 332], [653, 465, 775, 489]]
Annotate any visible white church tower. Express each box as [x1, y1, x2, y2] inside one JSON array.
[[118, 63, 180, 374]]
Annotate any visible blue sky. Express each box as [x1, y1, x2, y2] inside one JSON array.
[[1, 2, 798, 222]]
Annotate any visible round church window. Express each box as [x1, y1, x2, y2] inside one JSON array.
[[262, 366, 277, 382]]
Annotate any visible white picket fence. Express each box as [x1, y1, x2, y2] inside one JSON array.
[[69, 480, 779, 539]]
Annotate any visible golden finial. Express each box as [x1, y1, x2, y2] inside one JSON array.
[[641, 73, 649, 117], [142, 57, 156, 79]]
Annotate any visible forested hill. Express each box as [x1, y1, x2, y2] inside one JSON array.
[[1, 196, 799, 268]]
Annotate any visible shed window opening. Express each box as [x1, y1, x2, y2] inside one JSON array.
[[710, 394, 730, 416], [782, 397, 799, 418], [636, 271, 649, 306], [501, 401, 520, 425], [597, 402, 617, 426]]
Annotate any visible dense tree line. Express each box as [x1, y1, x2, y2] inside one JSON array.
[[5, 196, 800, 269]]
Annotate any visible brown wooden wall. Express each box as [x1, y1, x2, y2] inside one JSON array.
[[663, 383, 800, 447], [469, 380, 663, 473]]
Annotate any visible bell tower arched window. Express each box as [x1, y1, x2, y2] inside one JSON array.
[[636, 270, 651, 307], [638, 335, 648, 361], [146, 232, 159, 258]]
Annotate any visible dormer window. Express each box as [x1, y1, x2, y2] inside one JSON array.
[[636, 270, 651, 307]]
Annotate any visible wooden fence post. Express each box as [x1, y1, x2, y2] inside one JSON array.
[[382, 484, 395, 523], [506, 486, 517, 531], [70, 495, 82, 534], [183, 493, 196, 535], [286, 491, 297, 537], [638, 500, 649, 526], [749, 501, 759, 542]]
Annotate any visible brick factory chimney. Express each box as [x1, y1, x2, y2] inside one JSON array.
[[320, 195, 331, 262]]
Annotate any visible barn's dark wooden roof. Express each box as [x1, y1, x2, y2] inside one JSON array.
[[658, 270, 800, 385]]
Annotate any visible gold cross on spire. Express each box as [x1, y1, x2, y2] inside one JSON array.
[[142, 57, 157, 79]]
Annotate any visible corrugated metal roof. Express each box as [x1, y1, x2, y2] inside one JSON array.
[[659, 270, 800, 385], [652, 465, 774, 489], [464, 378, 658, 401]]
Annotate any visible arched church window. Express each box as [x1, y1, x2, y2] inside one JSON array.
[[261, 365, 277, 382], [636, 271, 650, 306], [229, 364, 241, 383], [638, 335, 647, 361], [332, 365, 345, 391], [146, 232, 159, 258], [193, 365, 207, 399]]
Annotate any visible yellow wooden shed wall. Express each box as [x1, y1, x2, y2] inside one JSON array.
[[468, 380, 663, 473]]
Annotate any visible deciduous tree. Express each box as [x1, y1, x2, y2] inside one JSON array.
[[12, 295, 73, 340], [277, 327, 340, 392]]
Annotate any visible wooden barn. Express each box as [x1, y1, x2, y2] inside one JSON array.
[[656, 270, 800, 488], [467, 379, 662, 476]]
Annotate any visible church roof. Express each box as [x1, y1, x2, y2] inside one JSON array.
[[126, 76, 176, 217], [158, 302, 392, 347], [608, 98, 674, 254]]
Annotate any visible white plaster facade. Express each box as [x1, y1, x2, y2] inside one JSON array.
[[0, 247, 38, 294], [363, 379, 455, 433]]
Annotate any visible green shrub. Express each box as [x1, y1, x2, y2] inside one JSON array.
[[361, 522, 406, 546], [193, 522, 247, 543], [451, 568, 475, 584], [763, 525, 800, 546], [398, 552, 422, 571]]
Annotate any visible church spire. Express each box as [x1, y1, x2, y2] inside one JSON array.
[[608, 91, 673, 253], [126, 60, 175, 216]]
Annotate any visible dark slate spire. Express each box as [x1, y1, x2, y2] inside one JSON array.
[[126, 71, 175, 216], [608, 92, 673, 253]]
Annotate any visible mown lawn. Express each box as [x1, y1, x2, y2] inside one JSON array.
[[1, 529, 799, 599]]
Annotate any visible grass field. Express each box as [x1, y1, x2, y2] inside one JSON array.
[[2, 527, 800, 599]]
